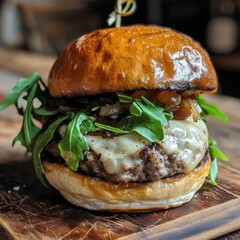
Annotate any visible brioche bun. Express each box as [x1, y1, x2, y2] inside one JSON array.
[[42, 153, 210, 212], [44, 25, 215, 212], [48, 25, 217, 97]]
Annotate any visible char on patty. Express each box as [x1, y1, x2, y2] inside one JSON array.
[[45, 140, 185, 183]]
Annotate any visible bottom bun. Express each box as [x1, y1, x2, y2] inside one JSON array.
[[42, 152, 211, 212]]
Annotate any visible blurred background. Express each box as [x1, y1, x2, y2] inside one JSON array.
[[0, 0, 240, 98]]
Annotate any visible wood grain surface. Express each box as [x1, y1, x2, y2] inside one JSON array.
[[0, 160, 239, 240], [0, 49, 55, 83], [0, 50, 240, 239], [0, 95, 239, 240]]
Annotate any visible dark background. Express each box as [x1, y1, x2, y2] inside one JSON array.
[[89, 0, 239, 98], [0, 0, 239, 98]]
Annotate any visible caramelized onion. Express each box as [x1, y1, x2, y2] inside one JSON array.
[[157, 91, 181, 110], [181, 98, 200, 121], [131, 90, 158, 101], [109, 90, 201, 121], [181, 90, 195, 98], [100, 101, 125, 117], [173, 106, 192, 120]]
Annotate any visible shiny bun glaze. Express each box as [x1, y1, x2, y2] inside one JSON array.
[[48, 25, 218, 97], [43, 152, 211, 212]]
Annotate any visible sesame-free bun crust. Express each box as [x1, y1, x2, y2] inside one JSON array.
[[42, 153, 211, 212], [48, 25, 218, 97]]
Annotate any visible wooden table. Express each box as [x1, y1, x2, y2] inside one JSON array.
[[0, 50, 240, 239]]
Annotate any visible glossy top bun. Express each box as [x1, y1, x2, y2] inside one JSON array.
[[48, 25, 217, 97]]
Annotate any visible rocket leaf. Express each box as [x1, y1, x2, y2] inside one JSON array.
[[208, 138, 228, 186], [197, 94, 229, 122], [12, 83, 41, 149], [95, 93, 172, 142], [58, 113, 95, 171], [0, 72, 40, 111], [33, 115, 69, 188]]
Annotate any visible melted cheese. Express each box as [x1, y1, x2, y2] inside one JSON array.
[[86, 117, 208, 176], [160, 117, 208, 173], [86, 133, 149, 176]]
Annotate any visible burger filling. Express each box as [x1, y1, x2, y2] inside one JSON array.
[[81, 117, 208, 183], [0, 73, 228, 187], [43, 90, 208, 183]]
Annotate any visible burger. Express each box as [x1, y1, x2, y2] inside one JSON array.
[[0, 25, 227, 212]]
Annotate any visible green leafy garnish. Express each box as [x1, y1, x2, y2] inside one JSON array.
[[95, 93, 172, 142], [0, 71, 229, 189], [208, 138, 228, 186], [197, 94, 229, 185], [0, 72, 57, 150], [33, 115, 68, 187], [141, 95, 155, 106], [0, 73, 63, 186], [118, 93, 173, 142], [91, 105, 101, 112], [33, 107, 58, 116], [95, 123, 129, 134], [209, 158, 218, 187], [197, 94, 229, 122], [0, 72, 40, 111], [58, 113, 95, 171], [12, 83, 41, 149], [117, 93, 135, 103], [0, 73, 44, 149]]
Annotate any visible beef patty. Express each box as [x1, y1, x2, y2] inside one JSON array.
[[45, 141, 185, 183]]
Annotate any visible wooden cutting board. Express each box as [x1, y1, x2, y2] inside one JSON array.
[[0, 159, 239, 240], [1, 50, 240, 239], [0, 119, 240, 240]]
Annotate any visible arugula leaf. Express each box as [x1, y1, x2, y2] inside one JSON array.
[[118, 93, 172, 126], [95, 123, 129, 134], [209, 158, 218, 186], [208, 138, 228, 185], [95, 93, 173, 142], [12, 84, 41, 149], [132, 121, 164, 142], [197, 94, 229, 122], [209, 145, 228, 161], [141, 95, 155, 107], [91, 105, 101, 112], [0, 72, 54, 150], [209, 138, 228, 161], [118, 113, 164, 142], [33, 107, 58, 116], [120, 93, 172, 142], [137, 101, 170, 127], [58, 113, 95, 171], [164, 112, 174, 121], [117, 93, 135, 103], [0, 72, 67, 187], [0, 73, 41, 111], [130, 102, 142, 116], [33, 115, 68, 188], [197, 94, 229, 185]]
